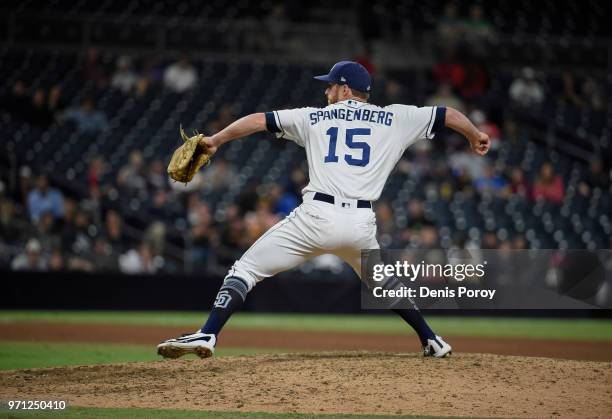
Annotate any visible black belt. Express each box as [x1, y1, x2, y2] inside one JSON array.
[[313, 192, 372, 209]]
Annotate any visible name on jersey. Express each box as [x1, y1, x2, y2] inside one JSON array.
[[309, 108, 394, 126]]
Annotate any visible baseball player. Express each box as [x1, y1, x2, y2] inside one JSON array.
[[158, 61, 490, 359]]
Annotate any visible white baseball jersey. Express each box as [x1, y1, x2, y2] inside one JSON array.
[[225, 99, 445, 292], [268, 99, 441, 201]]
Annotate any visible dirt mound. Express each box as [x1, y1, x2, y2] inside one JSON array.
[[1, 352, 610, 418], [2, 322, 612, 361]]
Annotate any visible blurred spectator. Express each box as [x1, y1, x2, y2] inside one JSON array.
[[450, 149, 486, 181], [110, 56, 138, 94], [354, 44, 376, 75], [48, 247, 65, 271], [532, 162, 565, 204], [559, 71, 584, 108], [508, 167, 530, 198], [147, 159, 168, 191], [63, 98, 109, 133], [482, 231, 498, 249], [119, 242, 159, 274], [11, 238, 47, 271], [27, 174, 64, 223], [578, 159, 609, 196], [0, 80, 30, 121], [426, 83, 466, 113], [91, 237, 118, 271], [104, 209, 127, 254], [189, 201, 213, 264], [68, 208, 95, 256], [268, 183, 298, 216], [458, 59, 488, 100], [383, 79, 406, 104], [81, 47, 107, 89], [509, 67, 544, 107], [474, 164, 507, 195], [47, 85, 66, 113], [29, 88, 55, 127], [463, 5, 494, 40], [432, 47, 466, 90], [581, 77, 604, 111], [137, 57, 164, 95], [88, 156, 107, 199], [203, 157, 237, 191], [117, 150, 147, 195], [437, 2, 463, 42], [163, 56, 198, 93], [0, 185, 23, 243], [207, 103, 235, 134]]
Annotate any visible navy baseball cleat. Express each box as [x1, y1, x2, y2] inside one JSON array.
[[157, 331, 216, 359], [422, 335, 452, 358]]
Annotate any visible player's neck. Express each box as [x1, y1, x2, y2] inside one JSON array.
[[339, 95, 367, 103]]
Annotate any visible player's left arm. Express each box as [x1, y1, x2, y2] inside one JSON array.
[[199, 113, 267, 155], [444, 107, 490, 156]]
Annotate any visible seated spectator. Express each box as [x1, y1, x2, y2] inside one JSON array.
[[437, 2, 463, 43], [11, 238, 47, 271], [0, 80, 30, 121], [163, 56, 198, 93], [104, 209, 127, 254], [87, 156, 107, 199], [268, 183, 298, 216], [432, 47, 466, 90], [63, 98, 109, 133], [426, 83, 466, 113], [30, 88, 55, 127], [463, 4, 494, 41], [47, 85, 66, 113], [559, 71, 584, 108], [474, 163, 507, 195], [206, 103, 235, 134], [458, 59, 488, 100], [80, 47, 107, 89], [509, 67, 544, 107], [147, 159, 167, 191], [27, 174, 64, 223], [508, 167, 529, 198], [111, 56, 138, 94], [532, 162, 565, 204], [137, 57, 164, 95], [582, 77, 604, 111], [578, 159, 609, 196], [119, 241, 159, 274], [116, 150, 147, 196], [203, 157, 237, 191]]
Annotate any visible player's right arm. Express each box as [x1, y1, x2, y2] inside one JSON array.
[[200, 113, 267, 155], [445, 107, 490, 156], [200, 108, 312, 154]]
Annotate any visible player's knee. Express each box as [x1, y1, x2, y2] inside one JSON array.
[[224, 262, 258, 292]]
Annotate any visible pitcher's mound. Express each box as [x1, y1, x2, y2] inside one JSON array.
[[1, 352, 610, 418]]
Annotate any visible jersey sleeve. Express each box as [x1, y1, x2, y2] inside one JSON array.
[[265, 108, 313, 147], [392, 104, 446, 147]]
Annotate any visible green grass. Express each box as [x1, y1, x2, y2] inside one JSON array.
[[0, 406, 497, 419], [0, 342, 283, 371], [1, 310, 611, 341]]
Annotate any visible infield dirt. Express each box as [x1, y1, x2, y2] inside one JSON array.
[[1, 352, 611, 418]]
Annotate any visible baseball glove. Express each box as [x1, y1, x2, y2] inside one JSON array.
[[167, 125, 212, 183]]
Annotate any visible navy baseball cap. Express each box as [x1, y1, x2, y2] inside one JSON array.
[[314, 61, 372, 93]]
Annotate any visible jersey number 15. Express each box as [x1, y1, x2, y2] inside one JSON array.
[[324, 127, 371, 167]]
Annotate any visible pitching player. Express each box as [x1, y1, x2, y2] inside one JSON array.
[[158, 61, 490, 359]]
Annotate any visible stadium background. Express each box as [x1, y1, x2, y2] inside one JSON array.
[[0, 1, 610, 418]]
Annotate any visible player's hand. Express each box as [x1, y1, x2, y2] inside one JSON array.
[[199, 136, 218, 156], [470, 131, 490, 156]]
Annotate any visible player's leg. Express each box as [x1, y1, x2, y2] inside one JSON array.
[[158, 208, 319, 358], [337, 244, 451, 357]]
